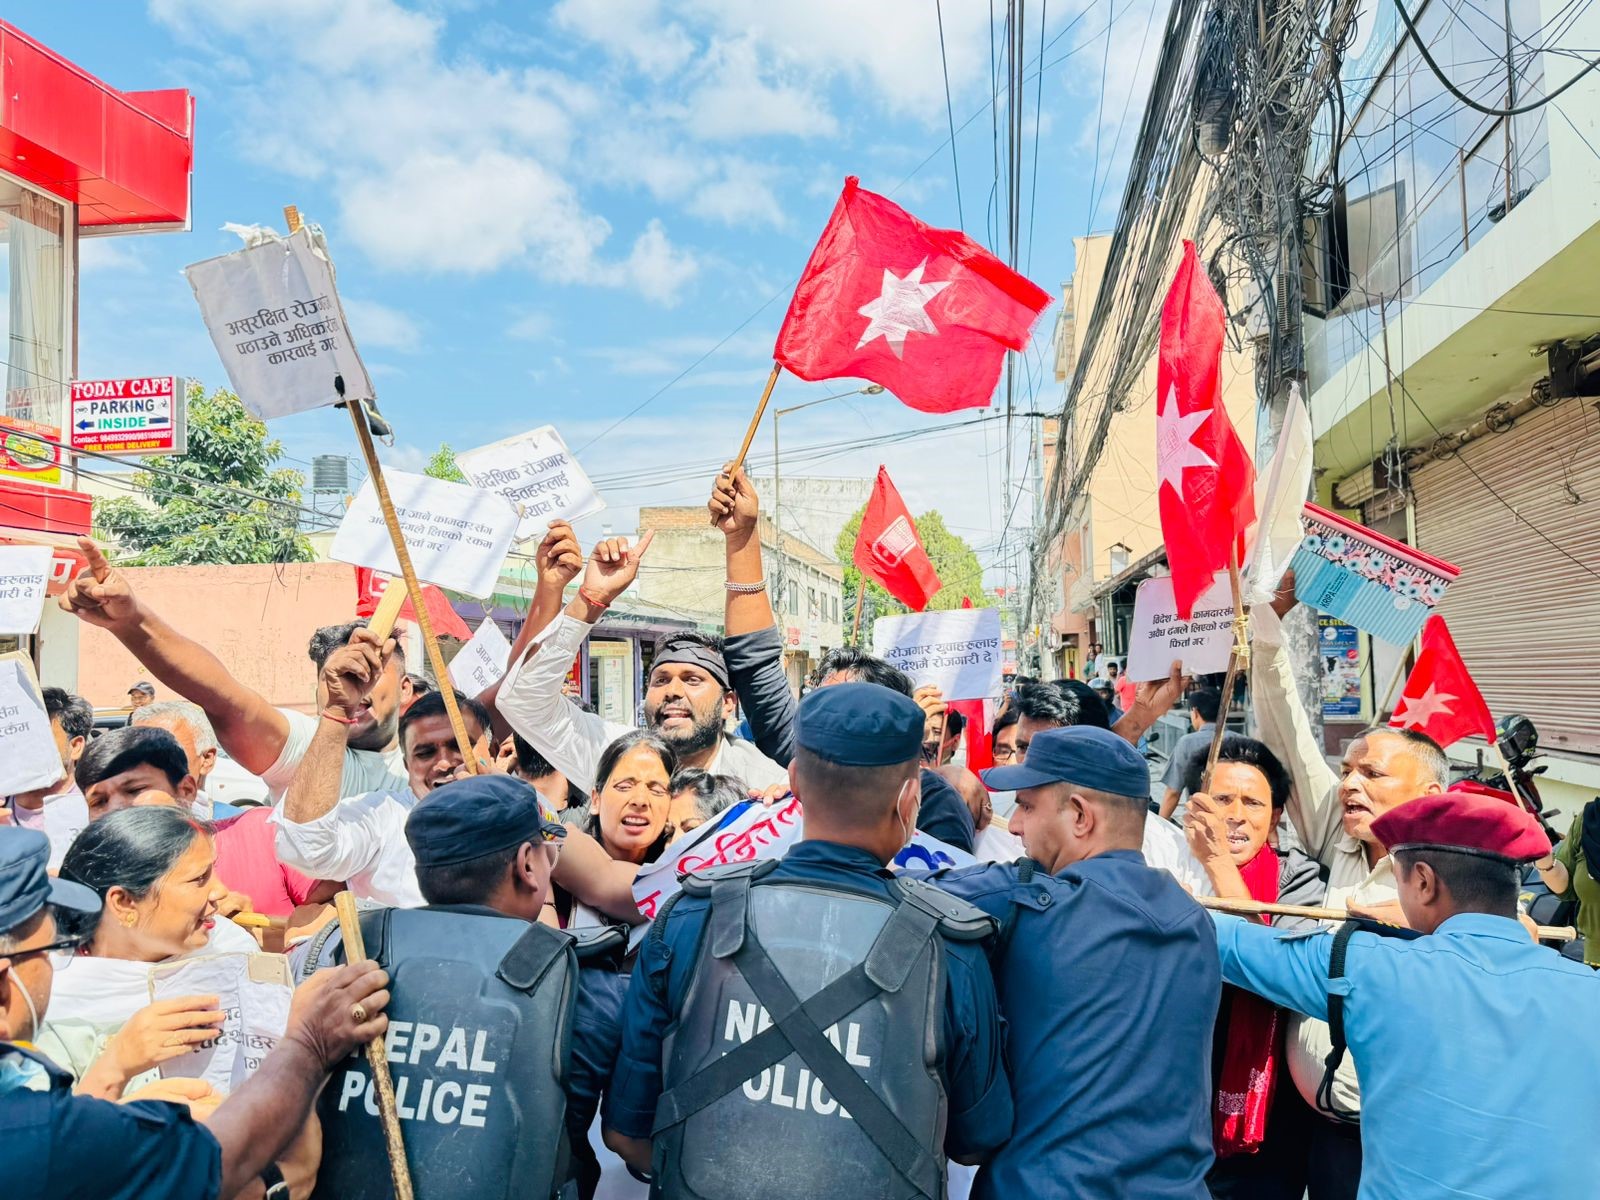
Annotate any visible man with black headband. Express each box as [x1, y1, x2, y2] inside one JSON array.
[[1213, 790, 1600, 1200], [499, 532, 788, 794]]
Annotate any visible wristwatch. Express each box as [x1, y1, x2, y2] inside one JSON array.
[[260, 1163, 290, 1200]]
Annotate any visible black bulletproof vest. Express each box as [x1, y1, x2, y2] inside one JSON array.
[[651, 860, 993, 1200], [305, 905, 618, 1200]]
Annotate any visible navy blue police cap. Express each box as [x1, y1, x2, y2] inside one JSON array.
[[0, 827, 100, 936], [795, 681, 924, 767], [405, 774, 567, 868], [981, 724, 1149, 799]]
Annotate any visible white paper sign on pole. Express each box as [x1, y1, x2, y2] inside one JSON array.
[[150, 953, 293, 1091], [330, 470, 519, 599], [184, 227, 375, 421], [0, 545, 52, 634], [0, 652, 66, 795], [456, 426, 605, 540], [448, 619, 513, 696], [1125, 573, 1237, 681], [871, 607, 1003, 701]]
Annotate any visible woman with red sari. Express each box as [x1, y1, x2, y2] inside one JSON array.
[[1185, 735, 1326, 1200]]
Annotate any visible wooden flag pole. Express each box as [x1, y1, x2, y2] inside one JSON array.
[[365, 578, 410, 642], [1196, 894, 1575, 941], [1200, 549, 1249, 791], [730, 363, 782, 478], [334, 892, 415, 1200], [850, 579, 867, 645], [1376, 650, 1412, 723]]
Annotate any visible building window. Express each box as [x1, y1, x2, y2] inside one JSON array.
[[788, 580, 799, 615], [0, 176, 69, 481], [807, 587, 817, 618], [831, 594, 839, 622]]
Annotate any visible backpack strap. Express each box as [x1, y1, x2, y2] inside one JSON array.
[[1316, 920, 1362, 1125], [995, 858, 1043, 962], [893, 877, 998, 943], [495, 921, 573, 992]]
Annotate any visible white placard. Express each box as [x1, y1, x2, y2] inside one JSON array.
[[0, 652, 64, 795], [0, 545, 52, 634], [871, 607, 1003, 701], [185, 227, 375, 421], [330, 470, 519, 599], [631, 797, 804, 921], [150, 953, 293, 1092], [1125, 573, 1237, 681], [456, 426, 605, 540], [448, 618, 513, 696]]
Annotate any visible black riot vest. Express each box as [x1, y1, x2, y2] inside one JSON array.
[[651, 859, 995, 1200], [303, 905, 622, 1200]]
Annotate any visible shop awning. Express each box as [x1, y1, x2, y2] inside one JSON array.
[[1091, 545, 1169, 601], [0, 22, 193, 230]]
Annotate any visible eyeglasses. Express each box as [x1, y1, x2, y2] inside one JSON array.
[[992, 745, 1019, 763], [9, 933, 86, 960]]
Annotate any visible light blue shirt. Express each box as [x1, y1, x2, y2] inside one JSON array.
[[1214, 912, 1600, 1200]]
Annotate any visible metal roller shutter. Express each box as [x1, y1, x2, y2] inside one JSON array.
[[1411, 397, 1600, 756]]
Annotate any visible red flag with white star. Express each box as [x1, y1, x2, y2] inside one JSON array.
[[853, 466, 942, 610], [773, 176, 1052, 413], [1390, 614, 1496, 747], [1156, 241, 1256, 620]]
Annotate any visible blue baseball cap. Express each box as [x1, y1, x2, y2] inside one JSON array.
[[981, 725, 1149, 799], [0, 828, 100, 937], [796, 682, 923, 767], [405, 774, 567, 868]]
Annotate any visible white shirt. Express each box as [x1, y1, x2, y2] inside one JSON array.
[[973, 823, 1026, 864], [270, 789, 424, 908], [259, 708, 408, 804], [497, 614, 789, 793], [6, 786, 89, 870], [1142, 812, 1214, 897]]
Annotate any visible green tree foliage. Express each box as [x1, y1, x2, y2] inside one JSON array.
[[835, 504, 993, 633], [93, 383, 315, 565], [424, 443, 466, 482]]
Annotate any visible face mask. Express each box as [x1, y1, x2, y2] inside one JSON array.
[[896, 778, 921, 848], [2, 961, 41, 1047]]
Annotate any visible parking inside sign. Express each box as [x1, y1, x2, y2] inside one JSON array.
[[70, 376, 186, 456]]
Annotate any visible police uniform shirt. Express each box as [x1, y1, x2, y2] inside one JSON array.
[[934, 852, 1221, 1200], [605, 839, 1013, 1164], [0, 1042, 222, 1200], [1215, 912, 1600, 1200]]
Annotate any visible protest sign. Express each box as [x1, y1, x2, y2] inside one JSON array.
[[891, 832, 978, 873], [1290, 503, 1459, 645], [185, 227, 375, 421], [0, 652, 65, 795], [871, 607, 1002, 701], [631, 797, 804, 920], [1125, 574, 1236, 681], [150, 953, 293, 1092], [330, 470, 519, 599], [0, 545, 52, 634], [456, 426, 605, 539], [448, 619, 513, 696]]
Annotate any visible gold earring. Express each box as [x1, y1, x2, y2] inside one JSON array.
[[122, 913, 135, 927]]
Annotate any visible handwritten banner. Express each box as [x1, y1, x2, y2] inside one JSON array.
[[0, 545, 52, 634], [872, 607, 1002, 701], [631, 797, 804, 920], [185, 227, 375, 421], [150, 953, 293, 1092], [0, 652, 65, 796], [456, 426, 605, 540], [330, 469, 519, 598], [1125, 574, 1236, 681], [448, 618, 513, 696]]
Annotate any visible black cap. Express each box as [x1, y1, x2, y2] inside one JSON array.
[[981, 724, 1150, 799], [795, 682, 924, 766], [0, 828, 100, 935], [405, 775, 566, 868], [128, 681, 155, 696]]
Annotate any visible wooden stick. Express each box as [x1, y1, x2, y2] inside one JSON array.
[[1196, 894, 1575, 941], [334, 891, 415, 1200], [1200, 550, 1248, 790], [366, 578, 410, 641], [850, 579, 867, 644], [729, 363, 782, 479], [1376, 648, 1411, 723], [345, 398, 477, 770]]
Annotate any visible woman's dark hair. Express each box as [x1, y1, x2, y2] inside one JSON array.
[[669, 769, 745, 824], [57, 807, 211, 942], [1214, 734, 1292, 810], [75, 725, 189, 792], [586, 730, 678, 864]]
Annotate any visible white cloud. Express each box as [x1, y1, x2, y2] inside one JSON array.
[[381, 442, 430, 472], [614, 220, 701, 306], [551, 0, 695, 78], [78, 239, 144, 274], [507, 311, 555, 341], [685, 38, 836, 141], [342, 298, 421, 351]]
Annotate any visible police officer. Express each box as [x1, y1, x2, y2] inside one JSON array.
[[603, 682, 1012, 1198], [933, 725, 1222, 1199], [1214, 790, 1600, 1200], [301, 774, 626, 1200], [0, 825, 390, 1200]]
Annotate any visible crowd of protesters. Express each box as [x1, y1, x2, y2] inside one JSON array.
[[3, 464, 1597, 1200]]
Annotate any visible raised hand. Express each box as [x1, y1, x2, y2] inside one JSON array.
[[580, 530, 655, 607], [319, 627, 395, 718], [59, 537, 138, 629], [1132, 660, 1189, 721], [708, 463, 759, 538], [536, 520, 584, 590], [1182, 792, 1231, 865]]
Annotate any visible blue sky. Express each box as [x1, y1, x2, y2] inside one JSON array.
[[15, 0, 1165, 585]]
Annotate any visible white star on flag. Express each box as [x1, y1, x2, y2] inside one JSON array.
[[1156, 383, 1217, 497], [857, 259, 950, 357], [1395, 683, 1457, 726]]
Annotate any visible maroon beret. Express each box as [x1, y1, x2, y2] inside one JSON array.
[[1372, 790, 1552, 863]]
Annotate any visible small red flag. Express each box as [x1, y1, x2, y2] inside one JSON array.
[[1156, 241, 1256, 620], [353, 568, 472, 641], [1390, 615, 1496, 748], [853, 466, 942, 611], [774, 177, 1052, 413]]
